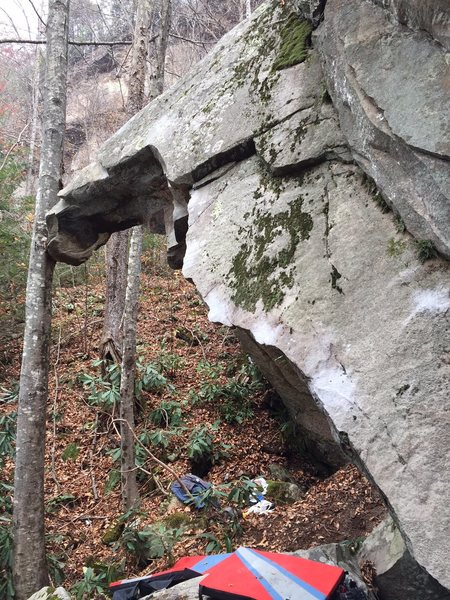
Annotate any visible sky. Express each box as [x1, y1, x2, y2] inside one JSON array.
[[0, 0, 46, 38]]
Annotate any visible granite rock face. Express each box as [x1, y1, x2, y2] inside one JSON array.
[[27, 588, 71, 600], [53, 0, 450, 593], [316, 0, 450, 258], [182, 153, 450, 591]]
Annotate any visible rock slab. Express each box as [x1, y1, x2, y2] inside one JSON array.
[[53, 0, 450, 593]]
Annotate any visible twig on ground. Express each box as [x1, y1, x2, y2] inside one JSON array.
[[51, 324, 62, 492], [88, 413, 99, 500]]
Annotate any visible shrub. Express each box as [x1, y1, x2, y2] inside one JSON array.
[[116, 523, 184, 567], [80, 358, 176, 414], [79, 361, 121, 410], [190, 358, 264, 424], [187, 423, 229, 467], [0, 411, 16, 464], [136, 360, 175, 394], [154, 351, 185, 378], [70, 567, 108, 599], [227, 477, 259, 508], [0, 514, 13, 600], [0, 481, 14, 600], [415, 239, 438, 263], [149, 400, 183, 428], [70, 560, 125, 599]]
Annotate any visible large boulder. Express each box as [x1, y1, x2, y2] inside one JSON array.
[[51, 0, 450, 593], [182, 153, 450, 591]]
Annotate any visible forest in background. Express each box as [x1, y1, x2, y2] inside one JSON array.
[[0, 0, 264, 341]]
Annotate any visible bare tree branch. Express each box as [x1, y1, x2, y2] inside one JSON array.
[[26, 0, 47, 30], [0, 37, 157, 46], [169, 31, 215, 46], [0, 122, 30, 171], [0, 6, 22, 38]]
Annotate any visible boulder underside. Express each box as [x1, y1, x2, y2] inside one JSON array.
[[53, 0, 450, 594]]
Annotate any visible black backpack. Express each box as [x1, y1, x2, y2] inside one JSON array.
[[333, 574, 368, 600]]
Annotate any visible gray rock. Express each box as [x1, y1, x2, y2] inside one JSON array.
[[368, 0, 450, 50], [268, 463, 293, 482], [141, 576, 204, 600], [293, 516, 450, 600], [50, 1, 328, 265], [358, 518, 450, 600], [255, 99, 351, 175], [182, 155, 450, 589], [266, 480, 305, 503], [47, 147, 171, 265], [293, 542, 374, 598], [295, 0, 327, 26], [315, 0, 450, 257], [27, 588, 71, 600]]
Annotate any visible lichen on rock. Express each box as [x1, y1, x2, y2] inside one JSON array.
[[227, 189, 313, 312]]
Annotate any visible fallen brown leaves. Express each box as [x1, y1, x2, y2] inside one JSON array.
[[1, 261, 386, 589]]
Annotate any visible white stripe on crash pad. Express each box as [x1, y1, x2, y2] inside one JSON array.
[[236, 548, 323, 600]]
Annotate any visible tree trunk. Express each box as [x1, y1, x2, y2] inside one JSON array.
[[119, 226, 143, 510], [118, 0, 154, 510], [127, 0, 154, 116], [100, 230, 129, 365], [240, 0, 252, 20], [25, 46, 42, 197], [100, 0, 152, 366], [149, 0, 171, 100], [12, 1, 69, 598]]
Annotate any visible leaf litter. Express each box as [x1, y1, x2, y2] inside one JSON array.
[[1, 258, 386, 592]]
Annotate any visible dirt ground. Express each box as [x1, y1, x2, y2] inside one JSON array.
[[0, 261, 386, 592]]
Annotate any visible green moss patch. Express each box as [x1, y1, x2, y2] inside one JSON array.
[[273, 16, 312, 71], [226, 176, 313, 312], [102, 520, 124, 545], [387, 238, 406, 257], [162, 512, 192, 529]]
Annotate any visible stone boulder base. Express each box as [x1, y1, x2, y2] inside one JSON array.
[[27, 588, 71, 600]]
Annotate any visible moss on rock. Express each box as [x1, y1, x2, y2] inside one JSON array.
[[273, 16, 312, 71], [227, 174, 313, 312], [102, 520, 124, 545], [163, 511, 193, 529], [266, 480, 304, 503]]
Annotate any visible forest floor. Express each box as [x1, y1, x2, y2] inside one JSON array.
[[0, 257, 386, 596]]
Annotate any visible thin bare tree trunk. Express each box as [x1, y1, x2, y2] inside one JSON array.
[[12, 1, 69, 598], [100, 0, 148, 367], [246, 0, 252, 18], [101, 230, 129, 365], [25, 46, 42, 197], [119, 0, 154, 510], [127, 0, 154, 116], [149, 0, 171, 100], [119, 226, 142, 509]]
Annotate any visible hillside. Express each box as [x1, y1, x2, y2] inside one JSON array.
[[1, 251, 384, 595]]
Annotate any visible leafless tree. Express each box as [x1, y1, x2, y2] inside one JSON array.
[[149, 0, 172, 100], [118, 0, 155, 510], [12, 0, 70, 597]]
